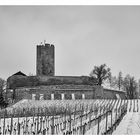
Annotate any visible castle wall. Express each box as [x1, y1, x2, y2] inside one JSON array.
[[7, 75, 95, 89], [7, 85, 126, 103], [7, 85, 95, 102], [103, 88, 126, 99]]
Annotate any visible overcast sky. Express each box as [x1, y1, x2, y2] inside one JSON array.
[[0, 6, 140, 80]]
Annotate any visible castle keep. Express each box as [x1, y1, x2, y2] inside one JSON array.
[[7, 42, 126, 102], [37, 43, 55, 76]]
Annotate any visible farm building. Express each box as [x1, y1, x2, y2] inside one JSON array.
[[6, 42, 126, 102]]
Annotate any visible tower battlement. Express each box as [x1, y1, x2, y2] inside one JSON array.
[[37, 43, 54, 48]]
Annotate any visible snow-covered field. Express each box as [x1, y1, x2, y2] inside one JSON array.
[[0, 99, 139, 135]]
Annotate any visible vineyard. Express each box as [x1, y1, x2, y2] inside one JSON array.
[[0, 99, 139, 135]]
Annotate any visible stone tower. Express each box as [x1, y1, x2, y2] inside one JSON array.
[[36, 43, 55, 76]]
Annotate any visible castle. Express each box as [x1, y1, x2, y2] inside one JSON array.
[[6, 42, 126, 102]]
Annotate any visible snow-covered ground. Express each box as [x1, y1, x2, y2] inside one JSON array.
[[113, 100, 140, 135], [113, 112, 140, 134], [0, 99, 139, 135]]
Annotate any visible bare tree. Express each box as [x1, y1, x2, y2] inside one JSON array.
[[117, 71, 123, 90], [0, 78, 7, 108], [123, 75, 137, 99], [138, 79, 140, 98], [0, 78, 5, 95], [107, 75, 118, 89], [90, 64, 111, 86]]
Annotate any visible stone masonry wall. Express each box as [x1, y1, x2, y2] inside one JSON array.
[[7, 85, 126, 103], [103, 88, 126, 99], [37, 43, 55, 76]]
